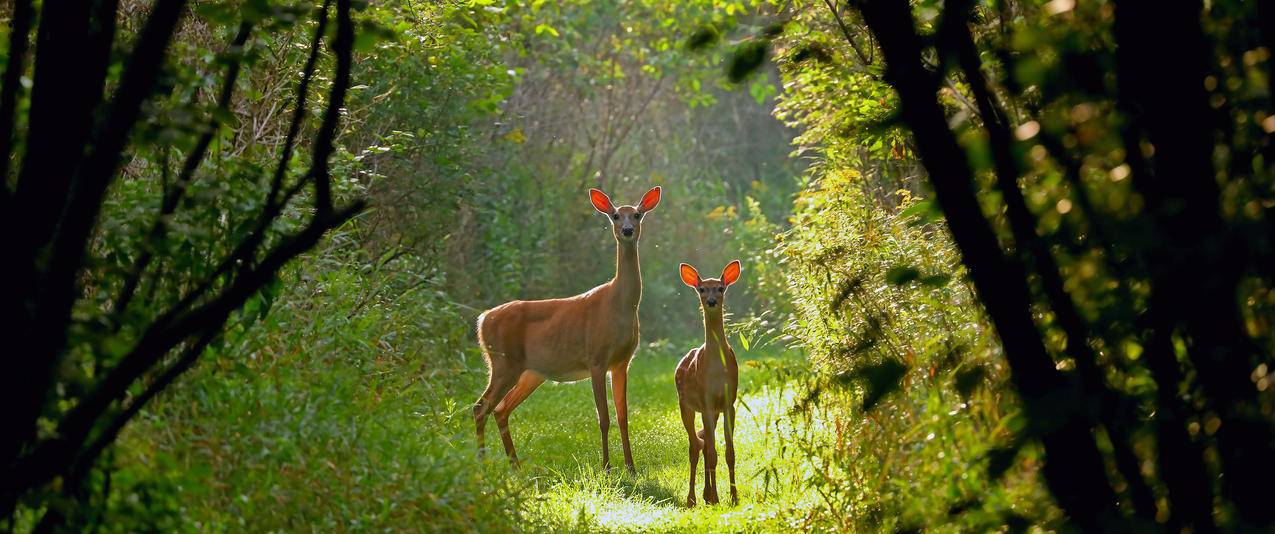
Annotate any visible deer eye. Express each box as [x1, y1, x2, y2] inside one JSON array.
[[698, 287, 705, 293], [611, 214, 619, 220], [718, 287, 725, 292], [633, 213, 642, 220]]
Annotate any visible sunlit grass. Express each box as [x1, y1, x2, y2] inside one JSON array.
[[489, 347, 815, 532], [122, 292, 827, 532]]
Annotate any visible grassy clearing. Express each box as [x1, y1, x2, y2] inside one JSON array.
[[112, 247, 1053, 532], [498, 345, 814, 532], [115, 260, 820, 532]]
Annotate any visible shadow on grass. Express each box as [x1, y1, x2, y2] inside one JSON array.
[[618, 473, 683, 506]]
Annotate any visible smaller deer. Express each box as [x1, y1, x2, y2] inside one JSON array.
[[675, 260, 742, 507]]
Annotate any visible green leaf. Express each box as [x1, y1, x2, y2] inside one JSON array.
[[898, 198, 939, 223], [534, 23, 559, 38]]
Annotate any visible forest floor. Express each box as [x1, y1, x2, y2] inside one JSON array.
[[487, 346, 814, 532]]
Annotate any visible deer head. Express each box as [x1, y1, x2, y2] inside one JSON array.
[[680, 260, 741, 311], [590, 186, 661, 242]]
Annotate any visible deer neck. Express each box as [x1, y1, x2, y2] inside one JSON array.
[[612, 240, 641, 310], [701, 310, 729, 362]]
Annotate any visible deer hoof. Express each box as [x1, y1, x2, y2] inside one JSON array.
[[686, 497, 696, 508], [625, 463, 636, 475], [704, 490, 719, 504]]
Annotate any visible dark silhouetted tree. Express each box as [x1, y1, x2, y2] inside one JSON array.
[[0, 0, 362, 528]]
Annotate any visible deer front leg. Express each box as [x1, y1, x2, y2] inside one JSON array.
[[701, 409, 719, 504], [590, 365, 611, 470], [725, 405, 738, 505], [611, 362, 635, 474], [679, 401, 701, 508]]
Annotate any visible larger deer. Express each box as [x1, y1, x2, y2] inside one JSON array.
[[675, 260, 742, 507], [473, 186, 661, 473]]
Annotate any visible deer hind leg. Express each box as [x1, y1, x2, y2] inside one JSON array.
[[590, 365, 612, 470], [679, 400, 701, 508], [493, 370, 545, 466], [701, 409, 720, 504], [474, 358, 520, 457]]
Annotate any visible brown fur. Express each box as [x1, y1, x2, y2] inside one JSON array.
[[674, 261, 742, 507]]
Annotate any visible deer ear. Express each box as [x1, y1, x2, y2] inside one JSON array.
[[679, 263, 700, 287], [590, 189, 614, 214], [721, 260, 741, 286], [638, 186, 662, 212]]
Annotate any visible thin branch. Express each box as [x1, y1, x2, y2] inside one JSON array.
[[308, 0, 354, 215], [156, 1, 333, 323], [268, 0, 330, 210], [20, 202, 363, 497], [66, 328, 221, 490], [113, 21, 256, 326], [822, 0, 871, 65]]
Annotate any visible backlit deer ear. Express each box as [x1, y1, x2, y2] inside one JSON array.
[[680, 263, 701, 287], [590, 188, 615, 215], [721, 260, 741, 286], [638, 186, 662, 213]]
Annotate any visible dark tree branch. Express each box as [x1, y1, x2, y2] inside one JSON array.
[[45, 0, 188, 300], [0, 0, 121, 487], [56, 0, 354, 464], [308, 0, 354, 216], [68, 328, 219, 487], [113, 21, 256, 326], [3, 1, 366, 520], [850, 0, 1120, 527], [938, 1, 1158, 520], [1113, 0, 1275, 524], [267, 0, 332, 211], [141, 1, 332, 333], [18, 202, 362, 503], [0, 0, 34, 197]]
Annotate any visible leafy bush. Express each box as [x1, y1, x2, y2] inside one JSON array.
[[773, 168, 1058, 529], [115, 237, 524, 531]]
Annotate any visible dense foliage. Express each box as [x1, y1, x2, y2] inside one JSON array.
[[4, 0, 1274, 531]]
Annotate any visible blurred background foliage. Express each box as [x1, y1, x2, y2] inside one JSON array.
[[6, 0, 1275, 531]]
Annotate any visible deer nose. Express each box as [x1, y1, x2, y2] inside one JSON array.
[[706, 298, 717, 307], [621, 227, 634, 236]]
